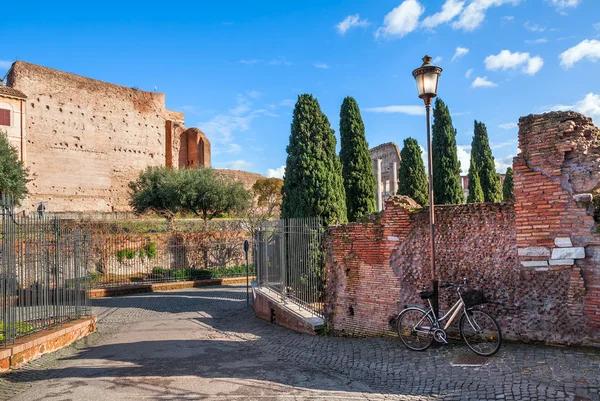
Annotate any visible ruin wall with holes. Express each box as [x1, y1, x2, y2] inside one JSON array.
[[324, 111, 600, 346], [5, 61, 210, 213]]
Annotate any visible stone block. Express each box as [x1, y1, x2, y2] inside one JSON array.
[[554, 237, 573, 248], [518, 247, 551, 257], [551, 247, 585, 260], [573, 193, 592, 203], [387, 236, 400, 242], [549, 259, 574, 266], [521, 260, 549, 267]]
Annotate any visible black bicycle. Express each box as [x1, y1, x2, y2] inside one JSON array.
[[396, 279, 502, 356]]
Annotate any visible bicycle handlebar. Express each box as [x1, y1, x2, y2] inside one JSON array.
[[440, 278, 468, 289]]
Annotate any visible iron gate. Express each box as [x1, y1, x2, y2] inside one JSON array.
[[254, 217, 325, 317]]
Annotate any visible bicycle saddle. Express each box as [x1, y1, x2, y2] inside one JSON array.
[[419, 291, 435, 299]]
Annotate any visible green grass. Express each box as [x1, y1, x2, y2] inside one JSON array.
[[0, 321, 34, 341]]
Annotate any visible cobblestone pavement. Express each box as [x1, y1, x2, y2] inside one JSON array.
[[1, 285, 599, 400]]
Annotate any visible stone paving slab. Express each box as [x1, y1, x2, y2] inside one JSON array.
[[0, 285, 598, 400]]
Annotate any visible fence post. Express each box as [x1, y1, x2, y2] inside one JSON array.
[[280, 219, 287, 303]]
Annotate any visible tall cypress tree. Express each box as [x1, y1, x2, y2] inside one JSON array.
[[471, 121, 503, 202], [339, 96, 376, 221], [431, 98, 463, 205], [398, 137, 429, 206], [467, 155, 484, 203], [503, 167, 514, 200], [281, 94, 347, 225]]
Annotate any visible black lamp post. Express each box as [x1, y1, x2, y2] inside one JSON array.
[[412, 55, 442, 317]]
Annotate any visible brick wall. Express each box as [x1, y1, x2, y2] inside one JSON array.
[[325, 111, 600, 345], [6, 61, 210, 213]]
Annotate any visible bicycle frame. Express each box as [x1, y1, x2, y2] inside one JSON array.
[[412, 289, 481, 334]]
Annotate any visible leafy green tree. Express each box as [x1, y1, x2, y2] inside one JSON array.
[[471, 121, 503, 202], [281, 94, 347, 225], [0, 130, 29, 204], [339, 96, 376, 221], [503, 167, 514, 201], [397, 137, 429, 206], [129, 166, 251, 221], [128, 166, 181, 218], [252, 177, 284, 216], [467, 155, 484, 203], [431, 98, 463, 205]]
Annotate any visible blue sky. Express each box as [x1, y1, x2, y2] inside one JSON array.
[[1, 0, 599, 178]]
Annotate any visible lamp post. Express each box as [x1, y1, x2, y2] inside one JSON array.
[[412, 55, 442, 318]]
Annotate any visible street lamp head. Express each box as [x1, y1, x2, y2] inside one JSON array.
[[412, 55, 442, 105]]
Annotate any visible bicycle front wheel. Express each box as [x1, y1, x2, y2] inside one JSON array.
[[460, 309, 502, 356], [397, 308, 434, 351]]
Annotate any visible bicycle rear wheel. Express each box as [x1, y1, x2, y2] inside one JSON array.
[[460, 309, 502, 356], [397, 308, 434, 351]]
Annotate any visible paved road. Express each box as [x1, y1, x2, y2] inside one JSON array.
[[1, 285, 599, 400]]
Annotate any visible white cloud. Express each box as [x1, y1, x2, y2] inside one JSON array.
[[314, 62, 330, 69], [375, 0, 424, 39], [471, 76, 497, 88], [502, 15, 515, 22], [524, 21, 545, 32], [547, 0, 581, 11], [457, 145, 471, 174], [495, 155, 516, 173], [268, 57, 292, 66], [239, 59, 260, 65], [559, 39, 600, 69], [499, 122, 518, 130], [547, 93, 600, 120], [336, 14, 370, 35], [484, 50, 544, 75], [363, 105, 425, 115], [465, 68, 474, 78], [199, 92, 280, 155], [421, 0, 465, 29], [594, 22, 600, 32], [266, 165, 286, 179], [220, 160, 253, 170], [452, 47, 470, 61], [453, 0, 520, 32], [433, 56, 443, 63], [0, 60, 13, 69], [525, 38, 548, 44]]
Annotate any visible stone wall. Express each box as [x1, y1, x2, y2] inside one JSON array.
[[325, 111, 600, 346], [5, 61, 210, 213]]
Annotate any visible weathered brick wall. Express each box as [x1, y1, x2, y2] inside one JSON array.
[[515, 111, 600, 330], [325, 111, 600, 346], [6, 61, 210, 213]]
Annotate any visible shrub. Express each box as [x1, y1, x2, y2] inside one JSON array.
[[139, 242, 157, 259], [116, 248, 136, 262], [151, 266, 170, 276]]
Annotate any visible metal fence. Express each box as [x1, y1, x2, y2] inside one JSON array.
[[67, 218, 255, 288], [1, 195, 90, 344], [254, 217, 325, 317]]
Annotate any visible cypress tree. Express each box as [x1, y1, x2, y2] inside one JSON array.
[[398, 137, 429, 206], [503, 167, 514, 200], [467, 155, 484, 203], [281, 94, 347, 225], [471, 121, 503, 202], [339, 96, 376, 221], [431, 98, 463, 205]]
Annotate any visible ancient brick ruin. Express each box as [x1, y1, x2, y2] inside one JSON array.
[[1, 61, 210, 213], [325, 111, 600, 346]]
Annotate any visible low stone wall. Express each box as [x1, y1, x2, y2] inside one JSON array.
[[0, 316, 96, 372], [324, 111, 600, 346], [89, 276, 254, 298], [252, 289, 319, 335]]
